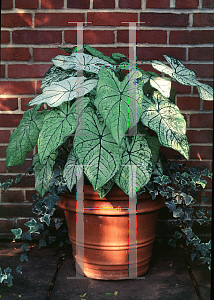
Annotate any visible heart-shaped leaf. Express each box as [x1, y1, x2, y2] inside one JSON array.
[[94, 68, 144, 146], [33, 152, 58, 197], [63, 148, 83, 192], [150, 76, 171, 98], [38, 97, 90, 163], [95, 178, 115, 199], [52, 52, 114, 74], [197, 82, 213, 101], [6, 106, 48, 167], [140, 91, 189, 159], [73, 106, 122, 190], [114, 135, 153, 197], [28, 77, 97, 107]]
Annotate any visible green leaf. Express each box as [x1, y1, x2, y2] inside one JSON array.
[[40, 214, 51, 226], [73, 106, 123, 190], [182, 228, 195, 239], [49, 236, 56, 244], [94, 68, 144, 146], [16, 265, 22, 274], [150, 76, 171, 98], [174, 231, 182, 239], [152, 159, 163, 176], [140, 92, 189, 159], [43, 194, 60, 214], [52, 52, 115, 74], [41, 65, 76, 89], [20, 253, 28, 262], [201, 168, 212, 178], [168, 239, 176, 247], [6, 106, 48, 167], [38, 97, 90, 162], [21, 243, 29, 252], [33, 152, 58, 197], [114, 136, 153, 197], [197, 82, 213, 101], [84, 44, 117, 65], [21, 231, 32, 241], [15, 174, 22, 184], [11, 228, 22, 240], [28, 77, 97, 107], [38, 239, 46, 249], [63, 148, 83, 192], [144, 136, 160, 169], [95, 178, 115, 200]]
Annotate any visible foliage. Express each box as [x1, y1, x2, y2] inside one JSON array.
[[1, 45, 213, 285]]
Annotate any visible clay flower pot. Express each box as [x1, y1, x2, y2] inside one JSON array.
[[58, 184, 165, 280]]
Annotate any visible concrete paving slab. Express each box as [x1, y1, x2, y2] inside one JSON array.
[[49, 245, 199, 300]]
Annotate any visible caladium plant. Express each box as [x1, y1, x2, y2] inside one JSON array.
[[6, 45, 213, 199]]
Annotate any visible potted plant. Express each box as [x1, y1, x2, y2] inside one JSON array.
[[4, 44, 213, 281]]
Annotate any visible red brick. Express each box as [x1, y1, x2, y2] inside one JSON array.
[[12, 30, 62, 44], [189, 48, 213, 61], [172, 82, 191, 94], [36, 81, 43, 94], [67, 0, 90, 8], [187, 129, 213, 144], [203, 100, 213, 110], [117, 30, 167, 44], [203, 0, 214, 8], [41, 0, 64, 8], [21, 98, 45, 111], [175, 0, 199, 8], [1, 31, 10, 43], [0, 220, 14, 234], [35, 13, 84, 27], [0, 204, 34, 218], [1, 48, 31, 61], [8, 160, 33, 173], [190, 114, 213, 128], [0, 161, 7, 172], [93, 0, 115, 8], [0, 175, 35, 188], [0, 81, 35, 94], [179, 160, 210, 170], [1, 14, 32, 27], [0, 114, 23, 127], [87, 12, 138, 26], [0, 146, 7, 157], [202, 191, 212, 204], [140, 13, 189, 27], [1, 190, 24, 202], [15, 0, 38, 9], [84, 30, 115, 44], [33, 48, 69, 61], [25, 190, 38, 202], [190, 146, 213, 159], [176, 96, 200, 110], [1, 0, 13, 9], [137, 47, 186, 61], [0, 98, 18, 111], [193, 13, 214, 27], [185, 64, 213, 78], [119, 0, 141, 8], [64, 30, 80, 43], [146, 0, 170, 8], [8, 64, 51, 78], [169, 30, 214, 44], [0, 65, 5, 78], [160, 146, 182, 159], [0, 130, 11, 143]]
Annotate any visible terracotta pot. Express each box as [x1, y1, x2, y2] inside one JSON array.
[[58, 184, 165, 280]]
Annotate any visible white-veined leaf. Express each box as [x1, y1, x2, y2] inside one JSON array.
[[197, 82, 213, 101], [28, 77, 97, 107], [114, 136, 153, 197], [38, 97, 90, 163], [52, 53, 114, 74], [73, 106, 123, 190], [150, 76, 171, 98], [140, 91, 189, 159], [63, 148, 83, 192]]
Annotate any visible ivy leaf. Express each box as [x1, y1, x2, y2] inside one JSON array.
[[33, 152, 58, 197], [16, 265, 22, 274], [149, 190, 159, 200], [21, 243, 29, 252], [201, 168, 212, 178], [1, 179, 13, 191], [28, 77, 97, 107], [94, 68, 144, 146], [114, 136, 153, 198], [49, 236, 56, 244], [165, 201, 176, 212], [15, 174, 22, 184], [182, 228, 195, 239], [21, 231, 32, 241], [40, 214, 51, 226], [6, 105, 48, 167], [38, 97, 90, 163], [38, 239, 46, 249], [43, 194, 60, 214], [11, 228, 22, 240], [20, 253, 28, 262], [52, 52, 115, 74], [174, 231, 182, 239], [73, 106, 123, 191], [173, 207, 183, 218], [168, 239, 176, 247], [152, 159, 163, 176], [140, 92, 189, 159], [63, 148, 83, 192]]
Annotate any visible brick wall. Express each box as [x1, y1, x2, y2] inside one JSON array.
[[0, 0, 213, 239]]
